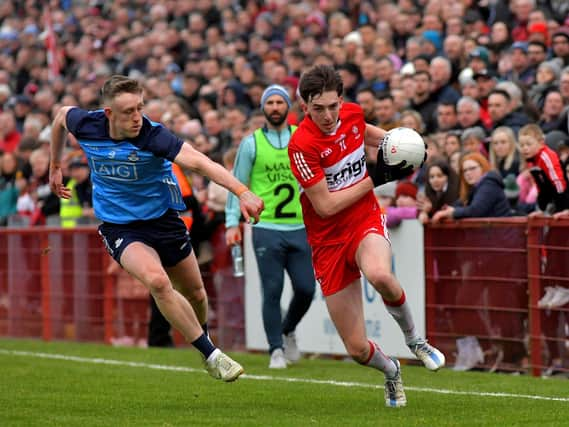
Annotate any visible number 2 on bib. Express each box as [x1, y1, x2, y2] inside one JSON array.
[[274, 183, 296, 218]]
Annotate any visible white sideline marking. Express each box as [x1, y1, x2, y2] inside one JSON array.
[[1, 349, 568, 403]]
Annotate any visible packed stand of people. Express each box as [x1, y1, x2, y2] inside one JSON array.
[[0, 0, 569, 232]]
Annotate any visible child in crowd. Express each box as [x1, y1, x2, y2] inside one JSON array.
[[374, 181, 396, 210], [374, 180, 420, 228], [519, 124, 569, 215], [385, 181, 420, 228]]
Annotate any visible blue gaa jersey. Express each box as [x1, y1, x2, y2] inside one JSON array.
[[66, 108, 186, 224]]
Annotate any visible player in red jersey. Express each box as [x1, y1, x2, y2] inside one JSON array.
[[288, 65, 445, 407]]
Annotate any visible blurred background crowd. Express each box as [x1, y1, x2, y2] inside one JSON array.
[[1, 0, 569, 243]]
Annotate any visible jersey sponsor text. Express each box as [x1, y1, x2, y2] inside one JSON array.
[[324, 150, 366, 191], [91, 159, 139, 181]]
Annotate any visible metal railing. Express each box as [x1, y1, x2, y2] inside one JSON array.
[[1, 218, 568, 376]]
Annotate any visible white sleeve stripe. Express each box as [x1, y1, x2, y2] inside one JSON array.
[[542, 152, 565, 192], [294, 152, 312, 181], [293, 152, 314, 181]]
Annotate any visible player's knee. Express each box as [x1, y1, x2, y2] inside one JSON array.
[[366, 268, 394, 290], [144, 272, 172, 297], [188, 287, 207, 304]]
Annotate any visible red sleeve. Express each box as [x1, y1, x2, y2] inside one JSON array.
[[538, 147, 566, 193], [289, 130, 324, 189]]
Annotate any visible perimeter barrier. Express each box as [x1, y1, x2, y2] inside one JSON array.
[[425, 218, 569, 376], [0, 225, 244, 350], [1, 219, 568, 377]]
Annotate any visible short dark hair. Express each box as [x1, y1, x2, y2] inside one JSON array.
[[358, 23, 375, 31], [356, 85, 376, 98], [376, 55, 393, 66], [528, 40, 547, 52], [438, 101, 457, 112], [376, 91, 394, 102], [101, 75, 143, 104], [298, 65, 343, 103], [489, 88, 511, 102], [412, 54, 431, 65], [413, 70, 432, 81]]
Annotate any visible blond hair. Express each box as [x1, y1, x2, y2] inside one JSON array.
[[101, 75, 143, 105], [518, 124, 544, 143], [490, 126, 520, 173]]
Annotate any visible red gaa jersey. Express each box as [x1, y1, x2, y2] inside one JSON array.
[[527, 144, 567, 194], [288, 102, 380, 246]]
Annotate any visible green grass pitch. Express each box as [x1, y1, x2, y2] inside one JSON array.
[[0, 339, 567, 426]]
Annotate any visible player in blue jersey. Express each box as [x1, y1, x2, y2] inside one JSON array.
[[49, 75, 264, 382]]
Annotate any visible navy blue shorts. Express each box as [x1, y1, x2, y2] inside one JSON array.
[[98, 209, 193, 268]]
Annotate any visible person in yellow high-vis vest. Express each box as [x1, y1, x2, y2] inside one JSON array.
[[225, 84, 316, 369], [59, 178, 82, 227], [60, 157, 94, 227]]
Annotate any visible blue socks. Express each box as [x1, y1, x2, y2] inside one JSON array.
[[192, 333, 216, 359]]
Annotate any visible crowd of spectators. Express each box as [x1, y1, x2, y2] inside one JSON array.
[[1, 0, 569, 232]]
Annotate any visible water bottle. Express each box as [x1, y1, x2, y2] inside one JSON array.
[[231, 244, 244, 277]]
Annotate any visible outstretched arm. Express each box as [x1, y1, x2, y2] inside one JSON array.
[[49, 106, 75, 199], [174, 142, 264, 223]]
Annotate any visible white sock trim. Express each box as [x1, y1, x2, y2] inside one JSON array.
[[206, 348, 222, 364]]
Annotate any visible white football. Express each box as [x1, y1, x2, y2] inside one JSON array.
[[382, 127, 426, 170]]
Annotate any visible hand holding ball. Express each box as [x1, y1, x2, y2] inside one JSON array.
[[373, 127, 427, 186], [381, 127, 427, 170]]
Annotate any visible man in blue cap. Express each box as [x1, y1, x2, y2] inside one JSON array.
[[505, 41, 534, 87], [225, 84, 316, 369]]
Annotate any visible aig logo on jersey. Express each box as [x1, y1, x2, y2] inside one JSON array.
[[92, 159, 138, 181]]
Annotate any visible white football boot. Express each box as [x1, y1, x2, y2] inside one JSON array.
[[408, 339, 446, 371]]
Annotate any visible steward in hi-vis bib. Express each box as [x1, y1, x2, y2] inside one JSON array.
[[249, 126, 303, 224]]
